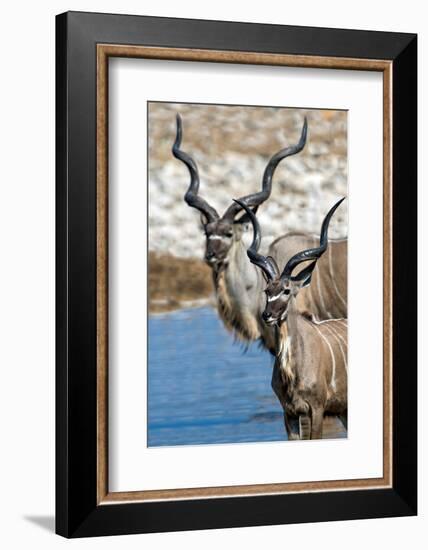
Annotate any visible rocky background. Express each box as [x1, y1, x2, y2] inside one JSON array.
[[147, 102, 347, 311]]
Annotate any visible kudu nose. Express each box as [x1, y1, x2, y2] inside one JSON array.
[[262, 311, 271, 322], [206, 252, 215, 261]]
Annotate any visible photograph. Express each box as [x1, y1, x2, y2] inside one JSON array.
[[147, 101, 348, 446]]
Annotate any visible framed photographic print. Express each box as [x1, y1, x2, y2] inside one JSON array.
[[56, 11, 417, 538]]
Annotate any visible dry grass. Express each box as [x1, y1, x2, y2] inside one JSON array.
[[148, 252, 213, 312]]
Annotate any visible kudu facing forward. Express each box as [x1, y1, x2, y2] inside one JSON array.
[[237, 198, 348, 440], [173, 114, 347, 353], [173, 113, 307, 343]]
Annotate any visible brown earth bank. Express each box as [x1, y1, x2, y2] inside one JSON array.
[[148, 251, 213, 313]]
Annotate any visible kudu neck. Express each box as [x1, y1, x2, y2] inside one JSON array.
[[277, 296, 300, 346], [227, 238, 262, 283]]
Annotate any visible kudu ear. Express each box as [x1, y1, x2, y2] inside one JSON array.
[[233, 205, 259, 225], [294, 261, 317, 288], [266, 256, 280, 275], [300, 273, 313, 288], [199, 213, 208, 228], [260, 257, 279, 283], [261, 270, 270, 284]]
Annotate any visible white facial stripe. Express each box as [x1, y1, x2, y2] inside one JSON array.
[[267, 293, 283, 302], [208, 235, 226, 241]]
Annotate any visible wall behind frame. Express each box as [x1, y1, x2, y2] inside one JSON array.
[[0, 0, 423, 548]]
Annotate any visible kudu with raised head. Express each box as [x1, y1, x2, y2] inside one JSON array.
[[237, 198, 347, 440], [172, 113, 308, 343]]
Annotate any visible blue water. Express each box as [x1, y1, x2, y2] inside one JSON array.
[[148, 306, 287, 447]]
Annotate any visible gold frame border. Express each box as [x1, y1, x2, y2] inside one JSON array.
[[96, 44, 393, 504]]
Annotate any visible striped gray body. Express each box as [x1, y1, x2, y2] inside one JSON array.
[[238, 196, 348, 438], [272, 310, 347, 440]]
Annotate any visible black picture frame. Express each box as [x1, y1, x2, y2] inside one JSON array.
[[56, 11, 417, 538]]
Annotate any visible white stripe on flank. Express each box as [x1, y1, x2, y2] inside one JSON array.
[[328, 246, 347, 309], [312, 317, 347, 325], [323, 323, 347, 373], [329, 322, 347, 349], [335, 319, 347, 333], [311, 323, 337, 390]]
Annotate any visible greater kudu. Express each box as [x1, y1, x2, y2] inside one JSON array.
[[237, 198, 348, 440], [173, 113, 307, 344], [173, 114, 347, 353]]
